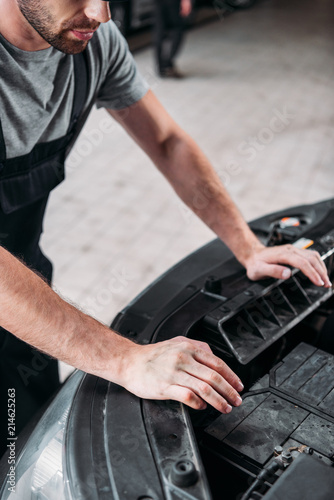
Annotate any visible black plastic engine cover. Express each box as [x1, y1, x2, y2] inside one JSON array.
[[204, 343, 334, 468]]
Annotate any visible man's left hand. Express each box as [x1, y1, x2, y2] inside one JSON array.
[[244, 244, 331, 287], [107, 92, 332, 291]]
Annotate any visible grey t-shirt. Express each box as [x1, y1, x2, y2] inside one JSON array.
[[0, 21, 149, 159]]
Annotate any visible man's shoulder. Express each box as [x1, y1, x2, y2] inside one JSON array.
[[88, 21, 124, 60], [85, 20, 148, 111]]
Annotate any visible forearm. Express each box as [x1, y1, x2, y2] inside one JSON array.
[[0, 246, 244, 413], [0, 246, 133, 383], [152, 131, 330, 287], [110, 90, 330, 289], [153, 130, 264, 266]]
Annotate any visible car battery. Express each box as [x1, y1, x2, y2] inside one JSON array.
[[203, 342, 334, 482]]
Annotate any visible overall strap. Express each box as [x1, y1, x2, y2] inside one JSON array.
[[66, 48, 94, 157], [0, 116, 6, 164], [69, 50, 89, 132]]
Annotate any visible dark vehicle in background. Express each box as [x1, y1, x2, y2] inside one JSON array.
[[1, 198, 334, 500], [109, 0, 256, 35], [109, 0, 154, 35]]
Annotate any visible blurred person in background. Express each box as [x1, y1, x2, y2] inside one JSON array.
[[154, 0, 192, 77]]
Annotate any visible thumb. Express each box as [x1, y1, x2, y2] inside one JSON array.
[[247, 262, 292, 281]]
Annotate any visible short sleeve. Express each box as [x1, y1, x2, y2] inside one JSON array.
[[92, 22, 149, 111]]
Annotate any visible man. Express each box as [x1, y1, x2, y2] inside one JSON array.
[[154, 0, 192, 77], [0, 0, 330, 456]]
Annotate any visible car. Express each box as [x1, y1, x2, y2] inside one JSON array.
[[109, 0, 257, 35], [109, 0, 154, 35], [1, 197, 334, 499]]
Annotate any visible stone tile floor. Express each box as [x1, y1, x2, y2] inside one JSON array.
[[39, 0, 334, 379]]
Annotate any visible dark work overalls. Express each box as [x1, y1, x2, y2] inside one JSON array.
[[0, 52, 88, 456], [154, 0, 186, 73]]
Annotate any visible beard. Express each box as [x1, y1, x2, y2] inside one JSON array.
[[17, 0, 99, 54]]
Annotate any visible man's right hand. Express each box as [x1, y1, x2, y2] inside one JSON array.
[[0, 247, 243, 414], [120, 336, 244, 413]]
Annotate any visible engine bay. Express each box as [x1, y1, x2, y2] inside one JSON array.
[[111, 198, 334, 500], [2, 199, 333, 500]]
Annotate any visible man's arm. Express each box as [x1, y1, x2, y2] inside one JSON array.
[[108, 90, 331, 287], [0, 246, 243, 413]]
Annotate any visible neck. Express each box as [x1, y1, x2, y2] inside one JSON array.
[[0, 0, 50, 51]]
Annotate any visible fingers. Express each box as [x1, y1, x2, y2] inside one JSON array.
[[247, 262, 291, 281], [275, 246, 330, 287], [306, 250, 330, 286], [170, 337, 243, 392], [166, 378, 234, 413], [164, 338, 243, 413], [182, 366, 242, 412], [192, 345, 244, 393], [126, 336, 243, 415], [167, 385, 208, 411], [247, 245, 331, 287]]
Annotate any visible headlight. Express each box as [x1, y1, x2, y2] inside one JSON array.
[[0, 370, 84, 500]]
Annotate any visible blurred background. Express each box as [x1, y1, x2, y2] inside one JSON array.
[[40, 0, 334, 379]]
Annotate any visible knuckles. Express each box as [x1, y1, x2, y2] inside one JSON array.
[[172, 350, 187, 367], [246, 268, 259, 281], [217, 400, 229, 413], [172, 338, 195, 352], [224, 386, 237, 402], [198, 381, 211, 397], [183, 389, 196, 405], [309, 250, 322, 263], [208, 370, 221, 385]]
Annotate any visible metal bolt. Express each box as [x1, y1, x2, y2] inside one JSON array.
[[281, 451, 293, 463], [274, 445, 283, 455]]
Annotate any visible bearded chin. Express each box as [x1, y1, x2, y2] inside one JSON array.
[[17, 0, 87, 54], [42, 32, 88, 54]]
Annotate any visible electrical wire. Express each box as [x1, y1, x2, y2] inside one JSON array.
[[239, 460, 280, 500]]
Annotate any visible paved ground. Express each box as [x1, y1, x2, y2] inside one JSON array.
[[40, 0, 334, 379]]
